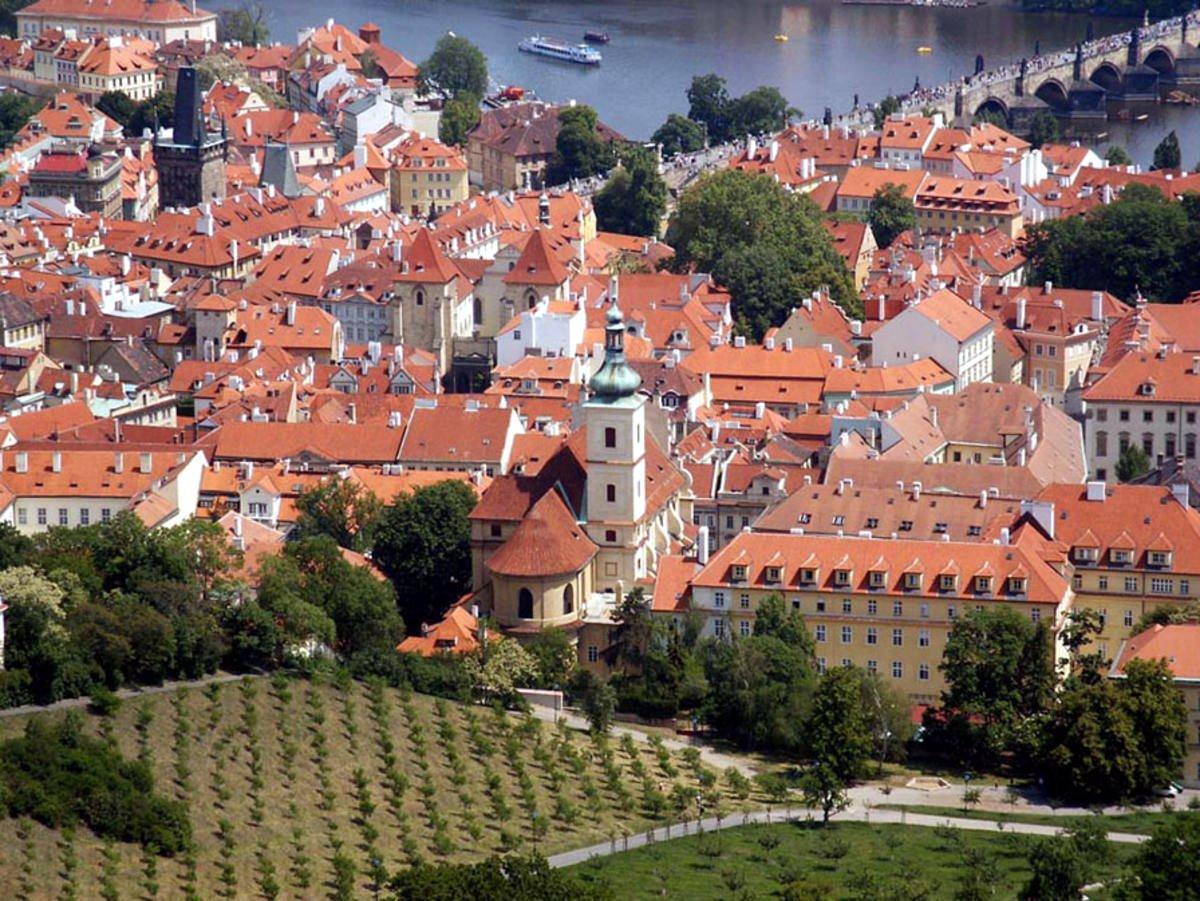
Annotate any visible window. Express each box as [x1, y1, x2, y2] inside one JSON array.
[[1095, 430, 1108, 457], [893, 601, 903, 617], [58, 508, 68, 526], [714, 591, 725, 608], [605, 529, 617, 543], [1031, 608, 1041, 623], [866, 627, 878, 645], [869, 571, 886, 590], [892, 661, 903, 680], [587, 645, 599, 663], [834, 569, 850, 587], [815, 625, 827, 642], [832, 515, 845, 527], [918, 629, 930, 648], [918, 664, 930, 681], [841, 626, 853, 644], [37, 508, 46, 525], [739, 619, 751, 637], [816, 657, 827, 675], [919, 602, 930, 618], [866, 660, 877, 674], [740, 593, 750, 609], [816, 599, 826, 612], [899, 520, 913, 531], [16, 508, 26, 525], [1182, 579, 1190, 595], [1123, 610, 1134, 627], [842, 599, 853, 614], [714, 618, 725, 638], [1119, 409, 1130, 422], [490, 523, 502, 538], [866, 517, 879, 529], [1125, 576, 1139, 593], [518, 588, 534, 619], [606, 484, 616, 503], [604, 426, 616, 448], [79, 508, 89, 526], [1151, 577, 1174, 594], [867, 599, 877, 615], [1143, 409, 1154, 423], [563, 584, 574, 615], [892, 629, 903, 647]]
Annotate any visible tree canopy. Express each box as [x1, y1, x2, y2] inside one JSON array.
[[418, 34, 488, 100], [388, 853, 611, 900], [1125, 813, 1200, 900], [1153, 130, 1182, 171], [666, 169, 859, 337], [547, 104, 618, 184], [372, 480, 477, 632], [439, 93, 482, 147], [1027, 110, 1061, 149], [867, 182, 916, 249], [651, 113, 706, 158], [684, 73, 796, 144], [0, 91, 42, 148], [593, 145, 667, 237], [217, 1, 269, 46], [1022, 183, 1200, 302], [293, 477, 382, 551]]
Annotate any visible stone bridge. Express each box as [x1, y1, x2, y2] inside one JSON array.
[[899, 11, 1200, 128]]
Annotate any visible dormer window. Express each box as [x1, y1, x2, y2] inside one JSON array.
[[1148, 550, 1173, 568], [1006, 577, 1027, 595], [939, 574, 958, 593], [833, 569, 851, 587], [731, 564, 748, 582], [869, 570, 887, 589], [1110, 549, 1133, 566], [799, 567, 817, 586], [974, 576, 993, 594], [1139, 381, 1155, 396], [1073, 546, 1098, 564], [903, 572, 922, 591], [765, 566, 782, 584]]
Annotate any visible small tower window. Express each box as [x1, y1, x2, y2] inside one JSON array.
[[606, 484, 616, 503], [518, 588, 534, 619], [604, 427, 616, 448], [563, 583, 575, 615]]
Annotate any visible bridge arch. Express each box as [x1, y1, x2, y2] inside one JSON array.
[[1144, 46, 1176, 76], [1089, 62, 1124, 94], [973, 97, 1010, 124], [1033, 78, 1069, 110]]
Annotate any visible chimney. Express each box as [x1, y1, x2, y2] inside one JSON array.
[[14, 451, 26, 473], [979, 489, 988, 509], [1171, 482, 1190, 508], [51, 451, 62, 473], [1043, 280, 1053, 295], [765, 336, 775, 350], [971, 281, 982, 309], [1091, 291, 1103, 322], [1016, 296, 1027, 330], [139, 452, 152, 474], [1086, 480, 1107, 502], [114, 452, 124, 473], [286, 301, 296, 325], [696, 525, 709, 564], [912, 481, 922, 500], [999, 526, 1010, 546]]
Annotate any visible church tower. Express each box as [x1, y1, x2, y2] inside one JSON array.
[[155, 67, 228, 209], [584, 288, 647, 588]]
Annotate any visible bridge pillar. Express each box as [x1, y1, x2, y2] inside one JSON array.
[[954, 86, 964, 119], [1073, 44, 1083, 81], [1016, 58, 1027, 97], [1127, 28, 1140, 67]]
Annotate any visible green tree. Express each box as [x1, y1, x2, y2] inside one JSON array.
[[1105, 144, 1133, 166], [464, 635, 539, 701], [581, 677, 617, 734], [217, 1, 269, 46], [686, 73, 732, 144], [439, 93, 481, 147], [419, 34, 488, 100], [1020, 834, 1088, 901], [727, 85, 797, 136], [1126, 813, 1200, 900], [1116, 443, 1151, 483], [651, 113, 706, 158], [753, 592, 815, 655], [127, 92, 176, 136], [0, 0, 33, 37], [667, 169, 858, 337], [359, 49, 383, 81], [1120, 658, 1188, 793], [0, 91, 42, 148], [973, 108, 1009, 129], [867, 182, 916, 249], [1027, 110, 1061, 148], [293, 477, 382, 551], [800, 762, 848, 825], [373, 480, 477, 632], [861, 671, 915, 772], [548, 104, 617, 184], [525, 627, 574, 688], [96, 91, 137, 128], [805, 666, 872, 781], [1152, 130, 1182, 171], [594, 145, 667, 237], [872, 96, 900, 130], [388, 853, 611, 899]]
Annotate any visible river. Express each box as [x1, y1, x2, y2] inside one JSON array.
[[227, 0, 1200, 167]]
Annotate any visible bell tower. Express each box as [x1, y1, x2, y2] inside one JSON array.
[[584, 286, 646, 585]]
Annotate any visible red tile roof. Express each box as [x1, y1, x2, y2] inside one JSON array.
[[485, 489, 597, 577]]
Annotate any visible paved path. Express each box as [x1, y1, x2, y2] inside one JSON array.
[[548, 798, 1150, 869], [527, 704, 757, 776], [0, 670, 259, 720]]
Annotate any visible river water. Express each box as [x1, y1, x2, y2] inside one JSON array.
[[232, 0, 1200, 167]]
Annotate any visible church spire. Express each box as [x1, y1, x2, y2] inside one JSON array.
[[589, 281, 642, 400]]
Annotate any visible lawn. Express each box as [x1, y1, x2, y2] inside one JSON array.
[[569, 820, 1138, 899], [874, 803, 1193, 835], [0, 673, 759, 898]]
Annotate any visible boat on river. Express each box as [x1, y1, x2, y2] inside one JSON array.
[[584, 30, 610, 44], [519, 35, 603, 65]]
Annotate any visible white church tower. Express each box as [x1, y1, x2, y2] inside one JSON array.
[[584, 287, 647, 589]]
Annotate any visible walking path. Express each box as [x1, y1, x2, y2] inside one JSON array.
[[0, 670, 258, 720], [527, 704, 756, 776], [548, 797, 1150, 869]]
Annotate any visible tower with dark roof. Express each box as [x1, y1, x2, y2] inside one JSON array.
[[583, 284, 649, 587], [154, 66, 228, 209]]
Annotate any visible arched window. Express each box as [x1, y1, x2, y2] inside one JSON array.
[[518, 588, 534, 619], [415, 290, 425, 306], [563, 583, 574, 616], [526, 290, 537, 310], [472, 296, 482, 326]]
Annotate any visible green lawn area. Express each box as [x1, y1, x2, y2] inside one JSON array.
[[569, 820, 1137, 899], [874, 804, 1192, 835]]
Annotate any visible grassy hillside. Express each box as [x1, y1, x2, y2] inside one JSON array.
[[0, 673, 756, 898]]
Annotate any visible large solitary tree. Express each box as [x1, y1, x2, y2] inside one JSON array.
[[418, 34, 488, 100]]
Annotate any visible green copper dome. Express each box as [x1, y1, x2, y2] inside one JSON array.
[[590, 298, 642, 399]]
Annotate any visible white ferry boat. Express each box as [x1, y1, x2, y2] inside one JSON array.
[[518, 35, 602, 66]]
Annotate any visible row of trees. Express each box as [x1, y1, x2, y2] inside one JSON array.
[[650, 74, 797, 154], [1023, 182, 1200, 302]]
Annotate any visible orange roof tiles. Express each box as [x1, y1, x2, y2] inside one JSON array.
[[1113, 624, 1200, 680], [485, 489, 597, 577]]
